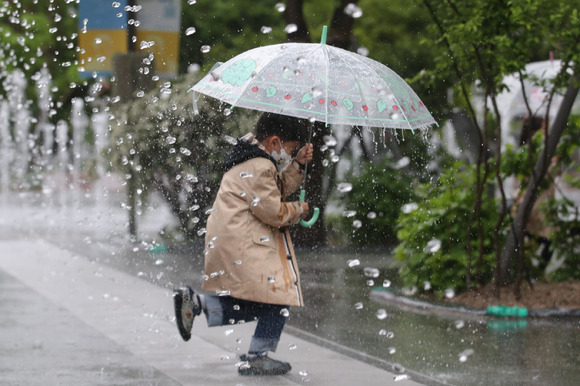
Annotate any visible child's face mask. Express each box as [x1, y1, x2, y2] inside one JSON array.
[[271, 147, 293, 170]]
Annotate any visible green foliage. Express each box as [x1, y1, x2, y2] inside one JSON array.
[[340, 157, 418, 246], [537, 115, 580, 281], [542, 198, 580, 281], [394, 162, 499, 296], [0, 0, 81, 114]]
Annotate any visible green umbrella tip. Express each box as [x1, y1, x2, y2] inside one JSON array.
[[321, 25, 327, 45]]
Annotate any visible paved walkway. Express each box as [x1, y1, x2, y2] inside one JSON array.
[[0, 239, 424, 385]]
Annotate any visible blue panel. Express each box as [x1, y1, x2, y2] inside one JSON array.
[[78, 0, 127, 30]]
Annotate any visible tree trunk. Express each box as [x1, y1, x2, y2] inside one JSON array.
[[497, 77, 579, 285], [284, 0, 310, 43]]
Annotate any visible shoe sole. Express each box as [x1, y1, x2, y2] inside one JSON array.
[[238, 363, 291, 376], [173, 290, 192, 341]]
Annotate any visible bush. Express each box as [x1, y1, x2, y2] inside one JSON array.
[[394, 161, 499, 297], [339, 157, 418, 247]]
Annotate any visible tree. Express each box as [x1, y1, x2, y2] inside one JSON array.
[[418, 0, 580, 294]]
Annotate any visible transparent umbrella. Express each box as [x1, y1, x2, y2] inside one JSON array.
[[191, 27, 436, 131], [190, 26, 437, 226]]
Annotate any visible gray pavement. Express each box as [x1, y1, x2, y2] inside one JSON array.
[[0, 239, 423, 386]]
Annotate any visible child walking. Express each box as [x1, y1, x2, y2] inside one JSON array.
[[173, 112, 314, 376]]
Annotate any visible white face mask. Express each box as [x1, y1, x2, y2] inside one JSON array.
[[270, 147, 293, 170]]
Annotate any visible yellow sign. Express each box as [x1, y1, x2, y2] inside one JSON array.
[[136, 30, 180, 77], [78, 30, 127, 76]]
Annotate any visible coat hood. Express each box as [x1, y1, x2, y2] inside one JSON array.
[[222, 134, 276, 172]]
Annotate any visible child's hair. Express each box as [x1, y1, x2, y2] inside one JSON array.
[[256, 112, 307, 142]]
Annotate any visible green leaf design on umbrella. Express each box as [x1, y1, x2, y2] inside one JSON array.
[[301, 92, 313, 103], [377, 99, 387, 112], [221, 59, 256, 86], [343, 97, 354, 111], [266, 86, 277, 97]]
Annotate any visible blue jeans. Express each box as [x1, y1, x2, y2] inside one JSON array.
[[204, 295, 289, 353]]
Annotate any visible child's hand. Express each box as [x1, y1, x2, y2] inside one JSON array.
[[300, 202, 309, 218], [295, 144, 314, 166]]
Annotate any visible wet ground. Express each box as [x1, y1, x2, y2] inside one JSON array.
[[2, 182, 579, 385]]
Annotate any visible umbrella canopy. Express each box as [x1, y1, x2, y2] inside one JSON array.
[[497, 60, 564, 120], [190, 29, 436, 131]]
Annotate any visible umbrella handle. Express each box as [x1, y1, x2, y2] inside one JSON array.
[[299, 189, 319, 228]]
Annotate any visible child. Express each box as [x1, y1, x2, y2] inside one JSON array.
[[173, 112, 314, 376]]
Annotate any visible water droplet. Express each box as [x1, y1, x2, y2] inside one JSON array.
[[347, 259, 360, 267], [251, 196, 261, 207], [240, 172, 253, 178], [367, 211, 377, 219], [280, 308, 290, 317], [394, 156, 410, 169], [197, 228, 207, 236], [455, 320, 465, 329], [275, 3, 286, 12], [323, 135, 338, 147], [185, 27, 196, 36], [357, 46, 369, 57], [386, 331, 395, 339], [383, 279, 392, 288], [344, 3, 363, 18], [299, 370, 308, 377], [337, 182, 353, 193], [260, 236, 270, 242], [233, 304, 240, 310], [353, 220, 363, 229], [342, 210, 357, 218], [225, 329, 234, 336], [289, 344, 297, 350], [154, 259, 163, 265], [223, 107, 232, 116], [112, 1, 121, 7], [366, 279, 375, 286], [331, 154, 340, 163], [166, 136, 176, 145], [363, 267, 380, 278], [389, 347, 396, 354], [224, 135, 238, 145], [217, 289, 231, 296], [268, 276, 276, 283], [200, 45, 211, 53], [424, 238, 441, 253], [354, 302, 364, 310], [394, 374, 409, 382], [401, 286, 417, 296], [376, 309, 387, 320], [188, 0, 197, 4], [379, 329, 387, 335], [207, 241, 216, 249], [239, 191, 247, 197], [423, 281, 432, 291], [458, 348, 474, 362], [261, 26, 272, 34], [205, 208, 216, 215], [284, 24, 298, 34], [445, 288, 456, 299], [401, 202, 418, 214], [234, 260, 243, 266]]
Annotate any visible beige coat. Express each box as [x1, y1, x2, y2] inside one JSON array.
[[202, 135, 305, 306]]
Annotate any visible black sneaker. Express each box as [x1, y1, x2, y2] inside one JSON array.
[[238, 353, 292, 376], [173, 286, 201, 341]]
